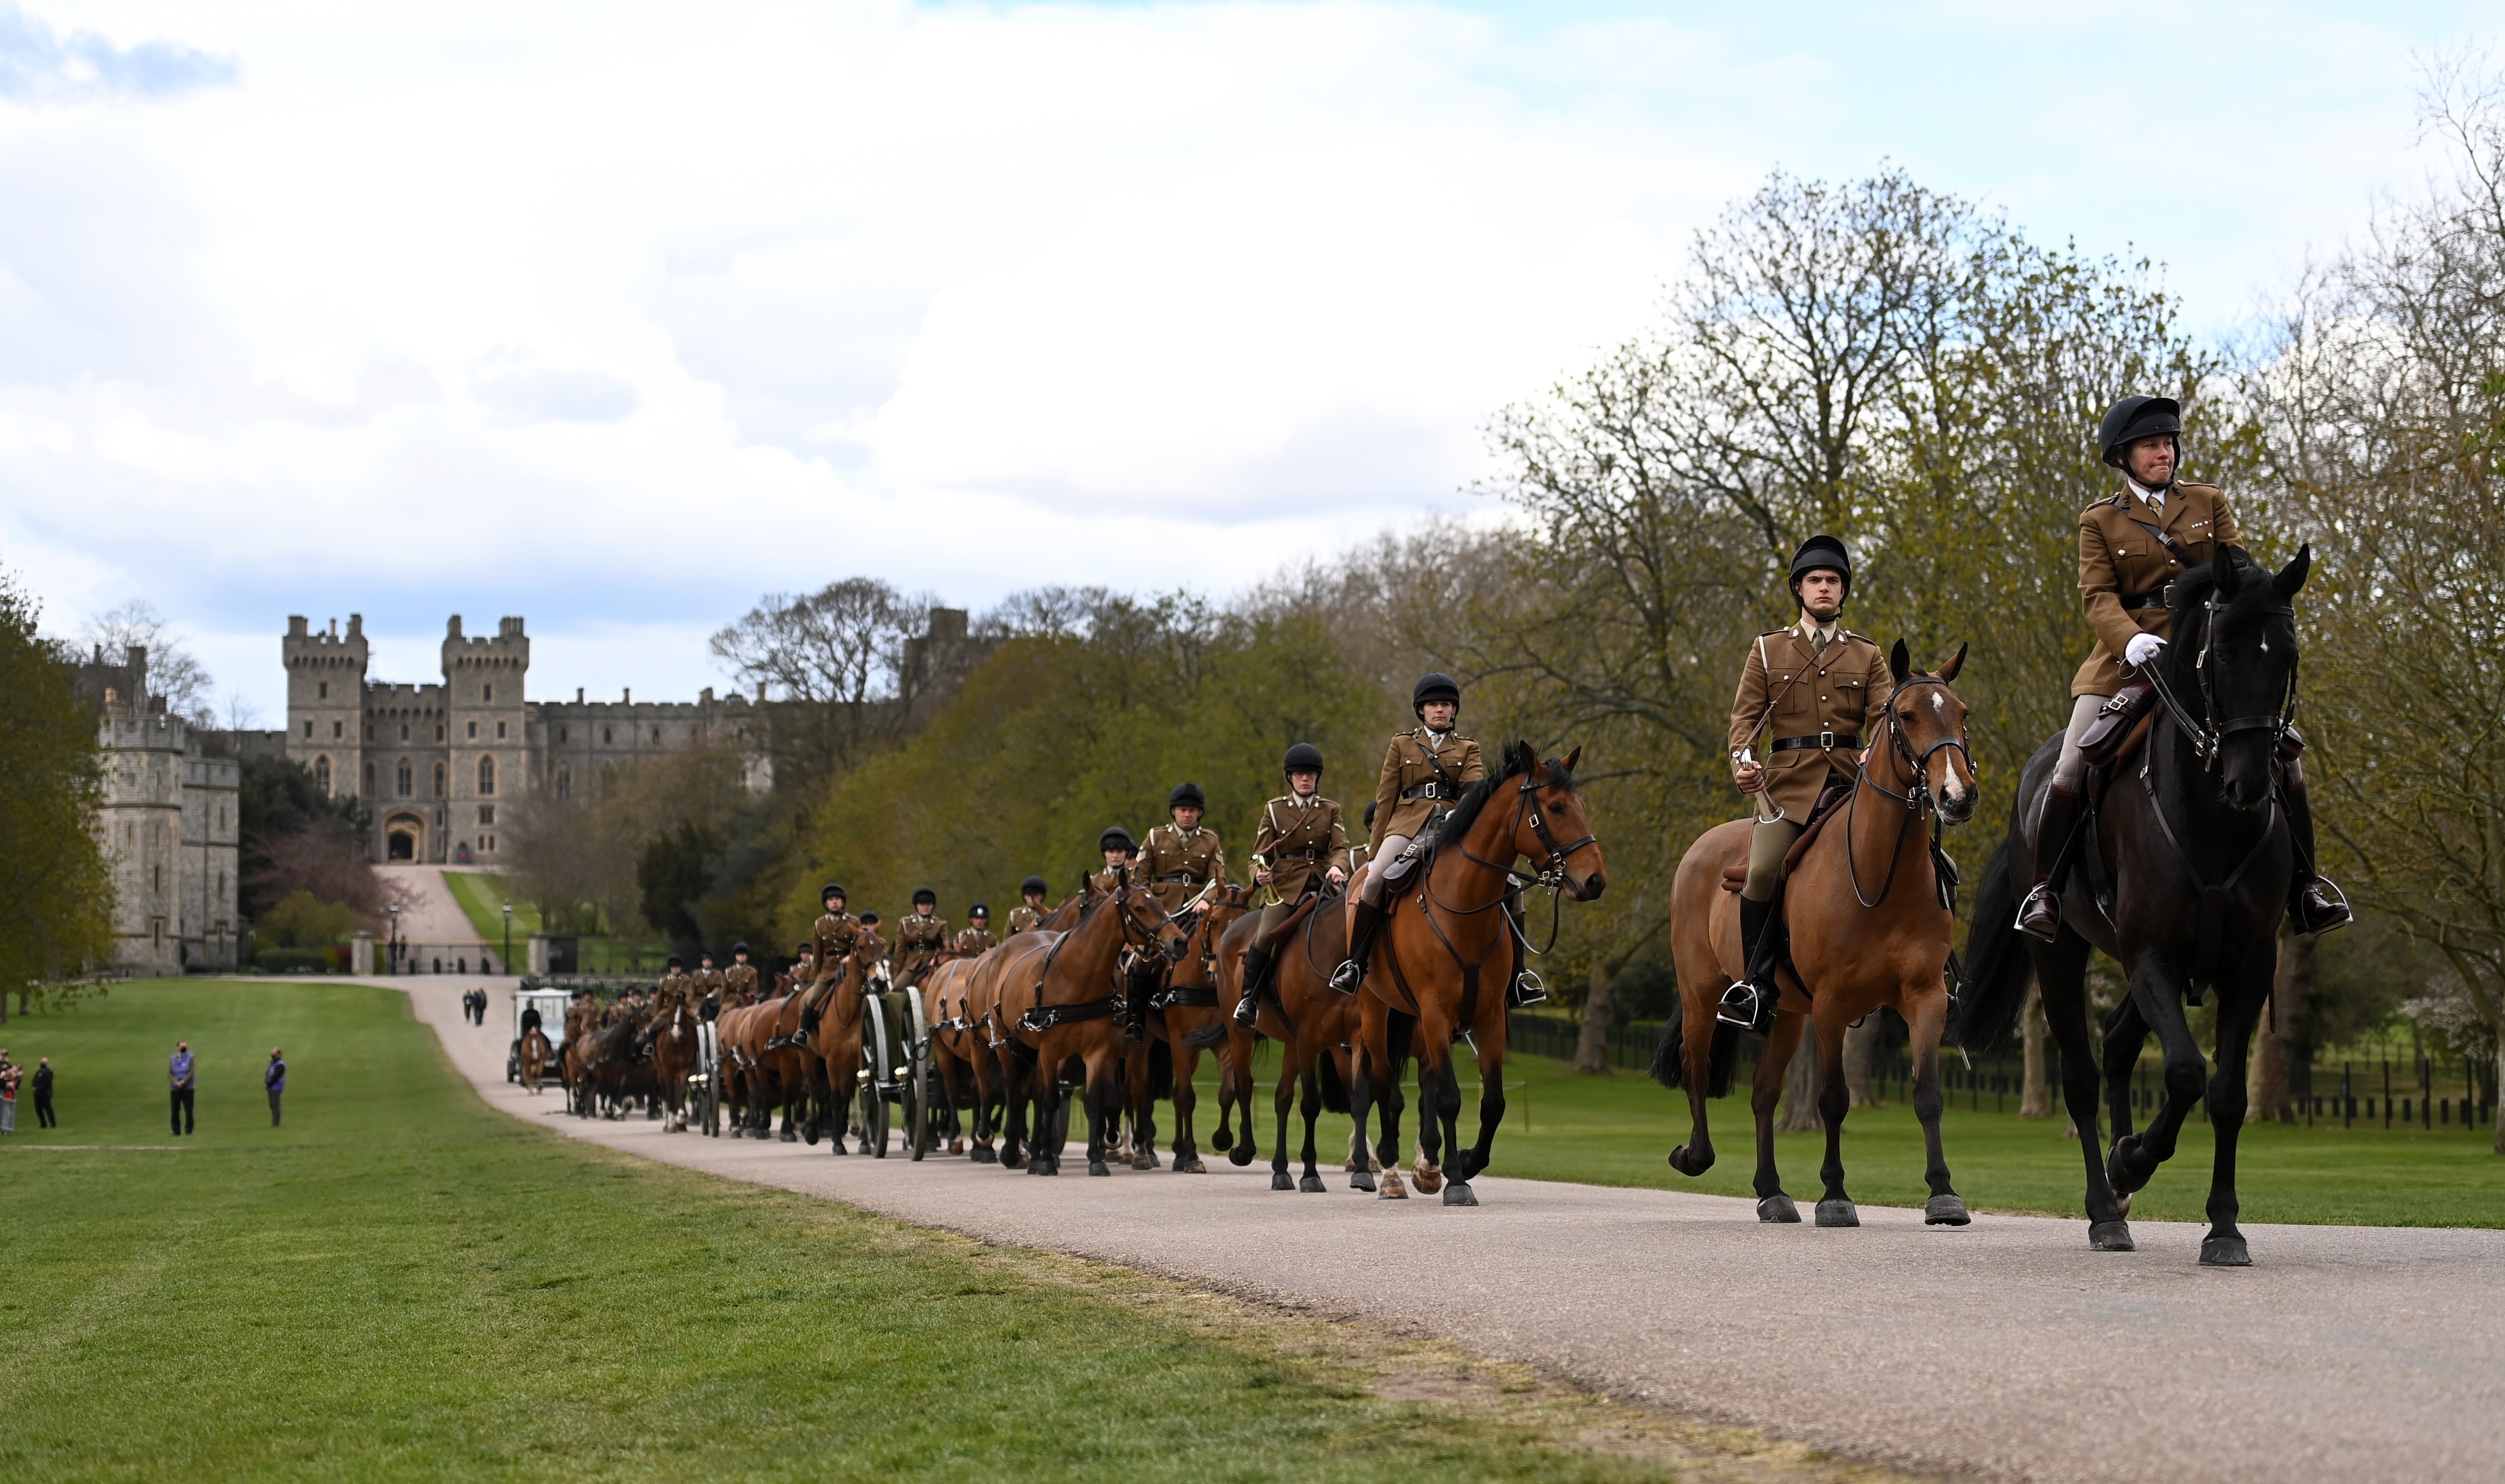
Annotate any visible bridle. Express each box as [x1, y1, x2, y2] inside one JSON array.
[[2149, 591, 2298, 772], [1427, 760, 1600, 981], [1846, 675, 1971, 909]]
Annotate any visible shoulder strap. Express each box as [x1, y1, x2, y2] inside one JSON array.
[[2126, 514, 2199, 569]]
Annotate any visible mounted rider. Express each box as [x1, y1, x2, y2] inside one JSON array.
[[1088, 827, 1138, 895], [954, 904, 998, 956], [1331, 673, 1485, 994], [1140, 783, 1228, 913], [2016, 396, 2350, 942], [1720, 536, 1893, 1034], [810, 883, 859, 988], [773, 942, 810, 998], [1231, 743, 1352, 1027], [1007, 876, 1050, 934], [894, 888, 950, 987], [691, 951, 725, 1011], [658, 954, 689, 1005]]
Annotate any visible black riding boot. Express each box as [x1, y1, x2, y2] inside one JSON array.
[[1123, 966, 1155, 1046], [2017, 783, 2083, 943], [1716, 894, 1784, 1034], [1232, 942, 1275, 1028], [1330, 901, 1382, 995], [2281, 775, 2353, 936]]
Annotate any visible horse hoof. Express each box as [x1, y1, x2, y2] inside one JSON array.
[[828, 1141, 848, 1156], [2089, 1220, 2136, 1252], [1132, 1153, 1157, 1171], [1757, 1194, 1801, 1224], [1924, 1194, 1971, 1227], [1089, 1161, 1112, 1177], [2107, 1134, 2155, 1195], [1177, 1159, 1206, 1174], [970, 1146, 996, 1164], [778, 1130, 798, 1144], [1027, 1158, 1052, 1176], [1299, 1174, 1326, 1194], [1441, 1182, 1478, 1207], [1814, 1198, 1859, 1228], [2200, 1234, 2252, 1267], [1667, 1145, 1714, 1178], [1228, 1145, 1255, 1168], [1378, 1175, 1409, 1200], [1351, 1170, 1377, 1193], [1272, 1170, 1296, 1191], [1412, 1164, 1444, 1195]]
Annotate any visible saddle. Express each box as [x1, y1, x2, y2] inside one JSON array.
[[1720, 782, 1853, 894]]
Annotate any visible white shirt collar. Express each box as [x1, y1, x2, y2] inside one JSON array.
[[1422, 729, 1448, 748], [1799, 617, 1839, 646]]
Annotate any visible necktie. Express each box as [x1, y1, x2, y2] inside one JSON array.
[[1812, 629, 1830, 659]]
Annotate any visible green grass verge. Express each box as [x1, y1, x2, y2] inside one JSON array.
[[440, 869, 541, 941], [1199, 1041, 2503, 1228], [0, 982, 1710, 1483]]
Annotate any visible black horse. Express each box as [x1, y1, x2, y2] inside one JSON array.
[[1956, 544, 2310, 1265]]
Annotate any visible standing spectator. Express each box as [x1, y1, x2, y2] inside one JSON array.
[[0, 1052, 19, 1135], [169, 1040, 196, 1136], [265, 1048, 287, 1127], [33, 1056, 55, 1128]]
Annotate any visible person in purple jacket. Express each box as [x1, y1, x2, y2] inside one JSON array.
[[265, 1048, 287, 1127], [169, 1041, 196, 1135]]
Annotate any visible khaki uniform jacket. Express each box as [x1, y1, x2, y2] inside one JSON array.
[[1251, 793, 1350, 905], [895, 913, 950, 979], [657, 970, 692, 1002], [811, 912, 858, 985], [692, 968, 725, 1000], [2073, 481, 2242, 697], [954, 926, 997, 956], [723, 963, 758, 1002], [1727, 622, 1892, 824], [1006, 904, 1046, 935], [1137, 824, 1227, 912], [1370, 729, 1486, 852]]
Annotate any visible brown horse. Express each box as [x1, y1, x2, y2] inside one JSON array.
[[1221, 883, 1370, 1191], [646, 985, 702, 1131], [1150, 883, 1251, 1173], [921, 954, 984, 1156], [1658, 641, 1976, 1226], [1000, 873, 1192, 1177], [560, 996, 600, 1117], [519, 1024, 553, 1094], [1347, 743, 1605, 1204], [806, 924, 884, 1155]]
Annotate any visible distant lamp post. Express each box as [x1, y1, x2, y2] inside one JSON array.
[[388, 903, 402, 976], [502, 903, 513, 976]]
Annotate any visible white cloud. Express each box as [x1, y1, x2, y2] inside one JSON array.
[[0, 0, 2488, 714]]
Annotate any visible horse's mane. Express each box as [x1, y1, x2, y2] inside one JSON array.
[[1437, 741, 1570, 846]]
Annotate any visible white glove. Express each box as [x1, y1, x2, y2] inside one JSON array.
[[2125, 632, 2167, 668]]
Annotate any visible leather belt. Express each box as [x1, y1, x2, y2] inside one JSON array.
[[1154, 873, 1203, 884], [1772, 732, 1861, 754], [1400, 783, 1454, 801], [1271, 848, 1326, 861], [2119, 587, 2170, 612]]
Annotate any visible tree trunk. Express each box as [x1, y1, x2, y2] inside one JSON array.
[[1775, 1034, 1823, 1132], [1572, 958, 1615, 1075], [2020, 986, 2052, 1118], [2494, 1042, 2503, 1157], [1843, 1017, 1883, 1107], [2248, 923, 2313, 1124]]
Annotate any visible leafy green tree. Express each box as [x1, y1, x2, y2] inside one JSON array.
[[0, 572, 114, 1021]]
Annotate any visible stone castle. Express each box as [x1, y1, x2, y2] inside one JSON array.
[[280, 614, 772, 866], [71, 646, 241, 973]]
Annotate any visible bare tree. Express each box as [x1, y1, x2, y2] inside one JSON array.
[[78, 600, 216, 726], [709, 578, 942, 794]]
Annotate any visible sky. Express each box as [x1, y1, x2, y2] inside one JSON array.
[[0, 0, 2490, 718]]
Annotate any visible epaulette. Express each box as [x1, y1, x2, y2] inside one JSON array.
[[1760, 628, 1789, 637]]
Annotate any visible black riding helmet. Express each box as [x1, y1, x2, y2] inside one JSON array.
[[1021, 874, 1048, 897], [1412, 672, 1460, 719], [820, 881, 847, 906], [666, 954, 684, 970], [794, 940, 811, 956], [1100, 826, 1136, 855], [913, 886, 936, 906], [969, 903, 989, 919], [1363, 799, 1378, 827], [2099, 395, 2182, 470], [1788, 535, 1852, 606], [858, 910, 881, 927], [1284, 741, 1325, 776], [731, 941, 749, 956], [1169, 781, 1206, 811]]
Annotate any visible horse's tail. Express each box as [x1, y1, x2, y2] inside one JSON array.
[[1315, 1050, 1351, 1114], [1647, 999, 1739, 1098], [1147, 1038, 1175, 1101], [1952, 839, 2036, 1053]]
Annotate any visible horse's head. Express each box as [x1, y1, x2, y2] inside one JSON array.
[[1114, 872, 1195, 963], [1491, 742, 1606, 901], [2170, 545, 2308, 813], [1885, 639, 1978, 826]]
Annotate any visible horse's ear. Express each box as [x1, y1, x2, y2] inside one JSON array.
[[2275, 543, 2312, 599], [1561, 745, 1582, 774], [2215, 547, 2245, 599], [1508, 739, 1530, 773], [1888, 638, 1911, 683], [1934, 642, 1967, 683]]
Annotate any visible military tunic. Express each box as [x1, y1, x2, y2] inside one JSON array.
[[723, 962, 758, 1006], [811, 911, 859, 985], [1725, 620, 1892, 823], [2073, 480, 2242, 697], [953, 925, 998, 956], [1250, 793, 1350, 905], [894, 912, 950, 984], [1006, 904, 1046, 935], [1137, 823, 1228, 913], [1369, 729, 1486, 854]]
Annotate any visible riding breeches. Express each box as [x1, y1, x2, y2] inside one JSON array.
[[1251, 901, 1296, 950], [1742, 818, 1802, 903], [1356, 834, 1414, 905], [2049, 693, 2109, 791]]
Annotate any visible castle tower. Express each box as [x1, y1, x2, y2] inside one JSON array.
[[442, 615, 529, 863], [284, 615, 368, 799]]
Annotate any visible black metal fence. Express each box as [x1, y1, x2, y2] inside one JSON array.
[[381, 943, 509, 976]]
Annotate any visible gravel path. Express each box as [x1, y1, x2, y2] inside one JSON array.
[[400, 976, 2504, 1484]]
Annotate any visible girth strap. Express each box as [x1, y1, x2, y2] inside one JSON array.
[[1018, 994, 1123, 1034]]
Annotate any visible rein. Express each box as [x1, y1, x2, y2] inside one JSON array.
[[1843, 675, 1970, 910], [2148, 594, 2298, 770], [1403, 763, 1595, 1016]]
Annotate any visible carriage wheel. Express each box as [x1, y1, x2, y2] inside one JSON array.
[[906, 1044, 929, 1161], [864, 997, 893, 1157]]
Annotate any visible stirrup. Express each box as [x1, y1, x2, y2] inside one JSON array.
[[2292, 877, 2354, 937], [1231, 994, 1259, 1029], [2015, 882, 2062, 943], [1715, 978, 1774, 1034], [1327, 959, 1363, 995], [1506, 970, 1547, 1008]]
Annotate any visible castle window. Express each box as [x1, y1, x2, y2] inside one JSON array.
[[467, 721, 477, 740], [478, 805, 495, 826], [303, 720, 314, 739], [496, 721, 507, 740], [363, 761, 375, 796], [483, 683, 493, 702], [314, 756, 332, 794], [602, 726, 613, 745], [397, 760, 412, 796], [651, 726, 661, 743], [556, 766, 571, 800], [365, 724, 373, 740], [433, 761, 446, 797], [436, 724, 445, 742], [400, 723, 409, 741], [332, 720, 343, 740], [478, 755, 496, 796], [558, 725, 568, 743], [318, 682, 328, 700]]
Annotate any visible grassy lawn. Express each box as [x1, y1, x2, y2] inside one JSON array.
[[1200, 1041, 2503, 1228], [0, 981, 1768, 1484], [440, 869, 542, 941]]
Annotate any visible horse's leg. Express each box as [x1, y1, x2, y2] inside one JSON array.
[[1376, 1011, 1413, 1179], [1749, 1011, 1806, 1221], [1172, 1042, 1201, 1172], [1346, 1019, 1386, 1194], [1411, 1030, 1449, 1195], [1668, 991, 1721, 1177], [1812, 1007, 1858, 1227], [2101, 994, 2148, 1155], [1447, 1030, 1505, 1197], [2033, 936, 2130, 1244], [1297, 1067, 1326, 1193], [2198, 959, 2273, 1267], [1904, 994, 1967, 1225], [1228, 1037, 1260, 1166], [2109, 966, 2206, 1198], [998, 1056, 1028, 1170], [1129, 1044, 1160, 1171], [1025, 1057, 1057, 1175], [1085, 1050, 1116, 1177], [1267, 1044, 1299, 1191]]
